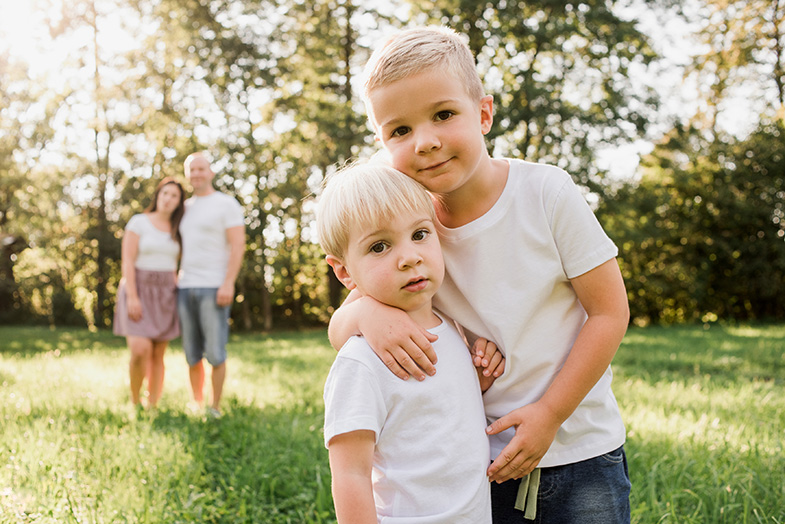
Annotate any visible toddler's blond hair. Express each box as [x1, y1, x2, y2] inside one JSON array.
[[317, 160, 435, 260]]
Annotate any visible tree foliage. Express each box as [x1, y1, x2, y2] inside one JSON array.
[[1, 0, 782, 328]]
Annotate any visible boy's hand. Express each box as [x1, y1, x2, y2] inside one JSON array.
[[471, 338, 505, 392], [358, 298, 438, 381], [485, 401, 561, 483]]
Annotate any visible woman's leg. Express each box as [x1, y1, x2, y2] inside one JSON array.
[[147, 341, 168, 407], [128, 336, 153, 405]]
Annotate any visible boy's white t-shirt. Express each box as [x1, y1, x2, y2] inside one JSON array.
[[323, 317, 492, 524], [433, 158, 626, 468], [126, 213, 180, 272], [178, 191, 244, 288]]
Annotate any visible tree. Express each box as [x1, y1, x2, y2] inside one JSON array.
[[599, 120, 785, 323]]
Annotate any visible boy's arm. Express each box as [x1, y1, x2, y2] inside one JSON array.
[[328, 430, 377, 524], [486, 258, 629, 483], [328, 290, 439, 381]]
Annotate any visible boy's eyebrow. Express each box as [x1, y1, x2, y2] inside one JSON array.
[[376, 98, 463, 128], [354, 217, 435, 245]]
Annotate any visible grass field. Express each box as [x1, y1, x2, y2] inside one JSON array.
[[1, 324, 783, 523]]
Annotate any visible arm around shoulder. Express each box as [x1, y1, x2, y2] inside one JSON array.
[[328, 292, 439, 381]]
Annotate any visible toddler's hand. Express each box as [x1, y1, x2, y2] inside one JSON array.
[[471, 338, 505, 392]]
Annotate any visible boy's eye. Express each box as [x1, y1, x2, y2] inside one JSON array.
[[369, 241, 387, 254], [412, 229, 430, 241], [434, 110, 454, 121], [390, 126, 410, 138]]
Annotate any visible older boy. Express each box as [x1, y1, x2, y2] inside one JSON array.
[[317, 161, 500, 523], [329, 27, 632, 523]]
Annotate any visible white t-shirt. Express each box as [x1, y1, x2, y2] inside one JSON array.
[[126, 214, 180, 272], [323, 317, 492, 524], [178, 191, 244, 288], [433, 158, 625, 468]]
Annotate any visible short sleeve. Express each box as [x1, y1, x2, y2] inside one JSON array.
[[323, 351, 387, 448], [549, 175, 618, 279], [223, 196, 245, 229], [125, 214, 146, 235]]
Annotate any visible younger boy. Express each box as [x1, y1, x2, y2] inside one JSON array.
[[329, 27, 632, 523], [317, 161, 500, 523]]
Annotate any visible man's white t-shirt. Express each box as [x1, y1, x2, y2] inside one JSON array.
[[126, 213, 180, 272], [433, 158, 626, 468], [178, 191, 244, 288], [323, 317, 492, 523]]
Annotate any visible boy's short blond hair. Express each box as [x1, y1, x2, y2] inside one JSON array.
[[317, 160, 436, 260], [362, 26, 485, 121]]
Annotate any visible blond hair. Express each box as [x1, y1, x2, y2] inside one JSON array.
[[316, 160, 435, 260], [362, 26, 484, 121]]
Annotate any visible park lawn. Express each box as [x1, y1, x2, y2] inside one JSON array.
[[0, 323, 783, 523]]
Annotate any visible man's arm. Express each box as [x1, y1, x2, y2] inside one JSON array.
[[216, 225, 245, 307], [486, 258, 629, 482], [328, 430, 377, 524]]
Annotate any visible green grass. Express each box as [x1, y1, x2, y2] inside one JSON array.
[[1, 324, 783, 523]]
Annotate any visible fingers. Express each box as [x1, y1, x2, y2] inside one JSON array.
[[396, 341, 435, 381], [379, 352, 411, 381], [480, 340, 499, 368], [487, 449, 538, 483], [484, 350, 505, 377], [485, 413, 514, 436], [129, 306, 142, 321], [215, 291, 233, 307]]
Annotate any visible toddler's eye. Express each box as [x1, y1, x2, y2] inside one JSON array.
[[370, 242, 387, 254], [435, 110, 454, 121], [390, 126, 410, 138], [412, 229, 430, 241]]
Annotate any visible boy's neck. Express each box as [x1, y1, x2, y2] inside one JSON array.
[[408, 307, 442, 330], [436, 158, 509, 228]]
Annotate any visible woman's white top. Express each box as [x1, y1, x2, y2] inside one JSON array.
[[126, 213, 180, 272]]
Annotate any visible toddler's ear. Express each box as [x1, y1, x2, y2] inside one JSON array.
[[326, 255, 356, 290]]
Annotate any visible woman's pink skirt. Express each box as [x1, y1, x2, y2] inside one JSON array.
[[113, 269, 179, 341]]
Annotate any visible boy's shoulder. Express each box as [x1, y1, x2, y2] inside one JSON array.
[[503, 158, 575, 199], [506, 158, 571, 181]]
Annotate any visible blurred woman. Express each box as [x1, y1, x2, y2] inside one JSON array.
[[114, 177, 185, 410]]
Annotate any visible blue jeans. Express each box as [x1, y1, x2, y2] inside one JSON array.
[[491, 446, 631, 524], [177, 288, 230, 367]]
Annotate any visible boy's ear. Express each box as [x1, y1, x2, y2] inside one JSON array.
[[479, 95, 494, 135], [326, 255, 357, 290]]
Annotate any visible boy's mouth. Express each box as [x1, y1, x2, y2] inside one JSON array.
[[421, 158, 450, 172], [403, 277, 428, 292]]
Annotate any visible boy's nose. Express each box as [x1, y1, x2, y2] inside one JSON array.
[[398, 245, 423, 269], [415, 128, 440, 154]]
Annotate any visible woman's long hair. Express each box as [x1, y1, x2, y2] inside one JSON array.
[[144, 177, 186, 246]]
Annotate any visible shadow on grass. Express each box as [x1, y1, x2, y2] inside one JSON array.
[[0, 326, 127, 357]]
